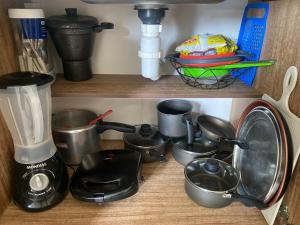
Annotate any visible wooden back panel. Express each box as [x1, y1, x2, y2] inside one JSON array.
[[254, 0, 300, 116], [0, 0, 19, 216], [252, 1, 300, 224]]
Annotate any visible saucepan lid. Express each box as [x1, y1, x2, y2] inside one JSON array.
[[185, 158, 240, 192], [123, 124, 168, 149], [46, 8, 98, 29]]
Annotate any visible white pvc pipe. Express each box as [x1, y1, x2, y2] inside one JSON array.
[[138, 24, 162, 81]]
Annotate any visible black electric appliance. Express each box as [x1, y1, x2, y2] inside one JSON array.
[[70, 150, 142, 203], [0, 72, 68, 212]]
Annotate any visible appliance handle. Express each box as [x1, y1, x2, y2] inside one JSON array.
[[22, 86, 44, 143]]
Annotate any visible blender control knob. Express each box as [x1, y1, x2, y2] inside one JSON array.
[[29, 173, 49, 192]]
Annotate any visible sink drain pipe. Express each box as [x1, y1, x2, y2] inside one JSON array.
[[135, 5, 168, 81]]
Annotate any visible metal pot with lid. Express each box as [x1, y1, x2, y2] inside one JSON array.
[[46, 8, 114, 81], [123, 124, 169, 163], [184, 100, 290, 209]]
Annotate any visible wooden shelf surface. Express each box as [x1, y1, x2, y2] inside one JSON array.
[[0, 141, 266, 225], [52, 75, 261, 99]]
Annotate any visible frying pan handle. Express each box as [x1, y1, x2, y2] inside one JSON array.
[[224, 193, 268, 209], [96, 121, 136, 134], [183, 114, 194, 145], [220, 137, 249, 150]]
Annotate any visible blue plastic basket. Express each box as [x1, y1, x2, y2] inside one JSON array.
[[232, 2, 269, 86]]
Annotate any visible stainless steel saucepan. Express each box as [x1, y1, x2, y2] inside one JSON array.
[[52, 109, 136, 165]]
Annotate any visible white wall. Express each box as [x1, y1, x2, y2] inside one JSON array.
[[53, 98, 233, 139], [36, 0, 252, 140], [33, 0, 247, 75]]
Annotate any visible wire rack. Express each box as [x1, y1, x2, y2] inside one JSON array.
[[168, 58, 246, 90]]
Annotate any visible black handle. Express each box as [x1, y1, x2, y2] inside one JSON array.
[[96, 121, 136, 134], [230, 193, 268, 209], [93, 22, 114, 32], [220, 137, 249, 149], [235, 50, 255, 58], [148, 149, 167, 163], [65, 8, 77, 17], [183, 114, 194, 145]]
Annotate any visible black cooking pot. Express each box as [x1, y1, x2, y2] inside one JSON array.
[[123, 124, 169, 163], [46, 8, 114, 81]]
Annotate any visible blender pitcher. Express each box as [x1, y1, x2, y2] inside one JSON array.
[[0, 72, 68, 212]]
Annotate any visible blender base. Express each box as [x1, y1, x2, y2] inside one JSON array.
[[12, 152, 69, 212]]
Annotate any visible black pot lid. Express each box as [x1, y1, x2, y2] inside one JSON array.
[[0, 72, 54, 89], [185, 158, 240, 192], [123, 124, 167, 149], [46, 8, 98, 29], [173, 136, 218, 156], [233, 106, 282, 202]]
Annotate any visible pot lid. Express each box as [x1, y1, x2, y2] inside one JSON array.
[[233, 106, 282, 202], [46, 8, 98, 29], [123, 124, 167, 149], [185, 158, 239, 192], [0, 72, 53, 89]]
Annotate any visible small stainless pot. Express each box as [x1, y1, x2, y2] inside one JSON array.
[[157, 99, 193, 138], [52, 109, 135, 165]]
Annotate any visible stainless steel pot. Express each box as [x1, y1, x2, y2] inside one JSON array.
[[157, 99, 193, 138], [52, 109, 135, 165]]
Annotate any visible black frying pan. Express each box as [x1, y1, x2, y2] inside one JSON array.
[[196, 115, 249, 149]]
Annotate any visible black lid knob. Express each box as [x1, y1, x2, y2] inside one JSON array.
[[139, 124, 153, 137], [204, 159, 220, 173], [65, 8, 77, 17]]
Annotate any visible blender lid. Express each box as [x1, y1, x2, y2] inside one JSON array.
[[0, 72, 53, 89], [123, 124, 167, 149], [233, 106, 282, 202], [185, 158, 240, 192], [46, 8, 98, 29]]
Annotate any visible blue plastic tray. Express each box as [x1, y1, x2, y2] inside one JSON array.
[[232, 2, 269, 86]]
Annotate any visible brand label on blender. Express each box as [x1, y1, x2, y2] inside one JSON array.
[[27, 162, 47, 170]]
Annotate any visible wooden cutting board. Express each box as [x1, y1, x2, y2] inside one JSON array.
[[262, 67, 300, 224]]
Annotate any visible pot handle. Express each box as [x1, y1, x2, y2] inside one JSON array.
[[96, 121, 136, 134], [148, 149, 167, 163], [93, 22, 114, 32], [223, 193, 268, 209], [220, 137, 249, 150], [183, 114, 194, 145]]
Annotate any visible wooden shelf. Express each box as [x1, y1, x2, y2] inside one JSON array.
[[52, 74, 262, 98], [0, 141, 266, 225]]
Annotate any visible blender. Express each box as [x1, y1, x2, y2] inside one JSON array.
[[0, 72, 68, 212]]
